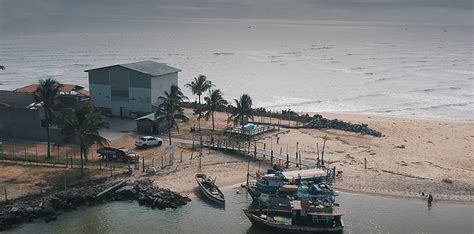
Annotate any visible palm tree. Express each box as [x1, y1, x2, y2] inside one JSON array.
[[185, 75, 213, 130], [59, 104, 109, 177], [230, 94, 254, 130], [34, 78, 62, 159], [156, 85, 189, 145], [202, 89, 228, 132], [158, 84, 188, 104], [185, 75, 213, 105]]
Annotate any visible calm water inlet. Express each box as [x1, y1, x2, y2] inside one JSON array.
[[11, 187, 474, 234]]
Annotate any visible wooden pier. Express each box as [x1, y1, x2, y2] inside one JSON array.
[[189, 135, 317, 169], [224, 125, 279, 139]]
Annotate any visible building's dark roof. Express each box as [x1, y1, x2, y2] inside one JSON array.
[[0, 90, 35, 108], [85, 60, 181, 77]]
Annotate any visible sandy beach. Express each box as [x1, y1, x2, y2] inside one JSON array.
[[105, 109, 473, 203], [1, 109, 472, 203]]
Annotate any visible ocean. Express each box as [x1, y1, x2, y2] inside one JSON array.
[[1, 18, 473, 120]]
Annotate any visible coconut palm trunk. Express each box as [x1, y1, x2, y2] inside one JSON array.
[[168, 120, 172, 145], [44, 109, 51, 158], [80, 144, 85, 177], [212, 111, 215, 132]]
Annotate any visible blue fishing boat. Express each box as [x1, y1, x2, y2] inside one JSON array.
[[243, 182, 337, 208]]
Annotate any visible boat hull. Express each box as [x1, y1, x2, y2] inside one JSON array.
[[243, 209, 343, 233], [195, 174, 225, 205]]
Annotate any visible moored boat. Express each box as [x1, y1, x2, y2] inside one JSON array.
[[195, 174, 225, 205], [243, 200, 344, 233]]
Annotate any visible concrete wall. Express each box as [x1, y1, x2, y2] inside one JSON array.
[[88, 66, 154, 117], [151, 72, 178, 107], [0, 106, 59, 141]]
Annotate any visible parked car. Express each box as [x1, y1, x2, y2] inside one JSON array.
[[135, 136, 163, 148], [96, 147, 137, 163]]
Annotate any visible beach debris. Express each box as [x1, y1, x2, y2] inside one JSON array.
[[394, 144, 406, 149], [441, 178, 453, 184], [427, 194, 433, 205], [146, 166, 157, 175]]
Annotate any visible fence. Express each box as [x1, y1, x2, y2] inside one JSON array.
[[0, 141, 135, 171]]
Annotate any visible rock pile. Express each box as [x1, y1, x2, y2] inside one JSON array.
[[306, 115, 382, 137], [0, 179, 190, 231], [112, 179, 191, 209]]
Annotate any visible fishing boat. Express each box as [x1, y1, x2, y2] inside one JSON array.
[[252, 168, 333, 195], [243, 182, 337, 208], [243, 200, 344, 233], [195, 174, 225, 205]]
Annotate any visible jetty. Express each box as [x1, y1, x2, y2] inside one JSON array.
[[174, 135, 332, 171]]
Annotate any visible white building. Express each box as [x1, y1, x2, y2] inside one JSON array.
[[86, 60, 180, 117]]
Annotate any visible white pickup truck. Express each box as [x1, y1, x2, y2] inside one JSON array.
[[135, 136, 163, 148]]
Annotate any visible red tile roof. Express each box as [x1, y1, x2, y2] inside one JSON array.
[[15, 84, 89, 96]]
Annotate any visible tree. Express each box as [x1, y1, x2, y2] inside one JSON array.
[[34, 78, 62, 159], [185, 75, 213, 105], [185, 75, 213, 130], [59, 104, 109, 177], [201, 89, 228, 132], [155, 85, 189, 145], [230, 94, 254, 130]]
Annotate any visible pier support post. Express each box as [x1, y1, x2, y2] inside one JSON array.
[[142, 158, 145, 172], [364, 158, 367, 169], [286, 154, 289, 168], [254, 145, 257, 159], [270, 150, 273, 166]]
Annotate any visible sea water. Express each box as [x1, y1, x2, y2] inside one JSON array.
[[1, 18, 472, 120]]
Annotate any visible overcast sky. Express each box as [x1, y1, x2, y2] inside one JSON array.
[[1, 0, 473, 26]]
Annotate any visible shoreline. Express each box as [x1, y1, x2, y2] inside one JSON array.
[[313, 111, 474, 124], [332, 186, 474, 205]]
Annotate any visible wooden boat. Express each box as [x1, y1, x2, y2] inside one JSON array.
[[195, 174, 225, 204], [243, 200, 344, 233]]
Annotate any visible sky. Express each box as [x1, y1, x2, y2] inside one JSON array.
[[0, 0, 473, 29]]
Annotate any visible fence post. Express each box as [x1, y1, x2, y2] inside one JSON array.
[[70, 158, 73, 168], [142, 158, 145, 172], [12, 145, 15, 163], [24, 145, 27, 162], [286, 154, 289, 168], [3, 186, 7, 203], [180, 151, 183, 163]]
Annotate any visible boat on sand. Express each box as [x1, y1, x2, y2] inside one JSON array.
[[195, 174, 225, 205]]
